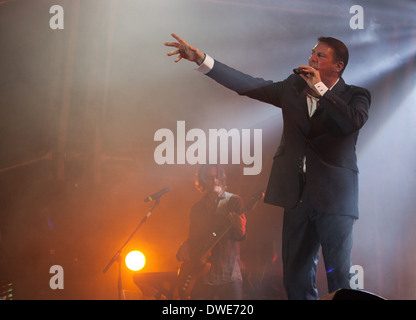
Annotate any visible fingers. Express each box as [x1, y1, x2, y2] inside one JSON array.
[[165, 33, 202, 63], [165, 44, 183, 62], [165, 47, 183, 63], [164, 42, 179, 48], [297, 65, 317, 75], [165, 34, 186, 62], [164, 33, 187, 48], [166, 49, 178, 56], [297, 65, 321, 87], [171, 33, 185, 43], [166, 48, 181, 57]]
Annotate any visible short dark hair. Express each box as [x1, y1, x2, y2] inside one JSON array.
[[318, 36, 349, 75], [195, 164, 226, 192]]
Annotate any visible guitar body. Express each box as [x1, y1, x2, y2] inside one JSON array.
[[177, 260, 211, 300]]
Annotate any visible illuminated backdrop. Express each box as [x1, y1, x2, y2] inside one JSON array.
[[0, 0, 415, 299]]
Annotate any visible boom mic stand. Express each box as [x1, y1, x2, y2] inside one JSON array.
[[103, 198, 161, 300]]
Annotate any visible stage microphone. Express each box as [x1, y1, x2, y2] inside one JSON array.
[[144, 187, 170, 202]]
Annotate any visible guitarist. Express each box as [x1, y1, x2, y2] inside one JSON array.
[[176, 164, 247, 300]]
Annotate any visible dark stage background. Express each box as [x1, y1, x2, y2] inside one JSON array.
[[0, 0, 415, 300]]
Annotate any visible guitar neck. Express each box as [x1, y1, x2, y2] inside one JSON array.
[[196, 219, 234, 261]]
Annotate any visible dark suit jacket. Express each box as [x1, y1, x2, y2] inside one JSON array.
[[206, 60, 371, 218]]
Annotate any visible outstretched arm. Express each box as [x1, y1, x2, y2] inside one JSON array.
[[164, 33, 283, 107]]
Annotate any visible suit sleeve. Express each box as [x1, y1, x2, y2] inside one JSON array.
[[320, 86, 371, 134], [206, 60, 285, 107]]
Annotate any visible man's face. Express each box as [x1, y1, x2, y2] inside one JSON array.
[[204, 166, 222, 194], [309, 42, 342, 80]]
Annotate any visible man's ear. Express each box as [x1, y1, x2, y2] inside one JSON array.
[[335, 61, 345, 73]]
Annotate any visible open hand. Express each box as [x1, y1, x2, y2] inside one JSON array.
[[164, 33, 205, 64]]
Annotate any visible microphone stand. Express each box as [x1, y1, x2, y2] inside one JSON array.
[[103, 198, 161, 300]]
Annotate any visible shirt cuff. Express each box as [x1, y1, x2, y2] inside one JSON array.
[[314, 82, 328, 96], [195, 54, 214, 74]]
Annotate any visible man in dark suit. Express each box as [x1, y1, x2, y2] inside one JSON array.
[[165, 34, 371, 299]]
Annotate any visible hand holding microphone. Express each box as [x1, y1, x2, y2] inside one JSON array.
[[294, 65, 322, 92], [293, 67, 309, 76]]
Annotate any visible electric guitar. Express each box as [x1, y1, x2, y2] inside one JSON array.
[[176, 190, 265, 300]]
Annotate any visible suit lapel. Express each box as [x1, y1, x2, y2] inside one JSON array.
[[290, 76, 348, 128]]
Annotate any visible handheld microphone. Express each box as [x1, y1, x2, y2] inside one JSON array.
[[293, 68, 308, 76], [144, 186, 171, 202]]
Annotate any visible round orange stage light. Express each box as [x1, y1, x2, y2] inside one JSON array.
[[125, 251, 146, 271]]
